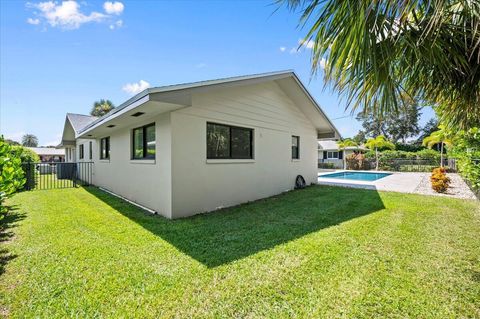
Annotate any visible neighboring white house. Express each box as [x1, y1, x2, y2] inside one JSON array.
[[318, 140, 368, 168], [58, 71, 341, 218], [27, 147, 65, 162]]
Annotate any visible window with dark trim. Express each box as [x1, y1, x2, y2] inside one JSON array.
[[100, 137, 110, 160], [292, 136, 300, 159], [327, 151, 339, 159], [207, 122, 253, 159], [89, 141, 93, 160], [79, 144, 84, 159], [132, 123, 156, 159]]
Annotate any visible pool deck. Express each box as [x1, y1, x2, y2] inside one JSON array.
[[317, 170, 477, 199]]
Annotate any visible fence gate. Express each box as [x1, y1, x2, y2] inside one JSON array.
[[21, 162, 93, 190]]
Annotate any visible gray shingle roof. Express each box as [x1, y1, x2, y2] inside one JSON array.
[[66, 113, 98, 134]]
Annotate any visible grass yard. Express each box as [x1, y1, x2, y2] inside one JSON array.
[[1, 186, 479, 318]]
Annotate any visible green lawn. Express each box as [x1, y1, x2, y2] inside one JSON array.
[[1, 186, 479, 318]]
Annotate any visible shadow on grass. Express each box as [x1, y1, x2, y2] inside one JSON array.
[[0, 205, 24, 276], [84, 186, 385, 267]]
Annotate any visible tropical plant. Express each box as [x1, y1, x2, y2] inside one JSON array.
[[90, 99, 115, 117], [365, 136, 395, 170], [431, 167, 451, 193], [21, 134, 38, 147], [449, 127, 480, 190], [422, 126, 453, 167], [0, 137, 25, 218], [280, 0, 480, 129], [337, 138, 358, 169], [345, 153, 370, 170]]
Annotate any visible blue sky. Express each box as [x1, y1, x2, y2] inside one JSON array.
[[0, 0, 435, 146]]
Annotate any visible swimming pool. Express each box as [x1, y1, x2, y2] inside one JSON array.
[[319, 171, 391, 181]]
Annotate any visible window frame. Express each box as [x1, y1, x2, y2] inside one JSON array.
[[131, 123, 156, 160], [327, 151, 339, 159], [206, 122, 254, 160], [100, 137, 110, 160], [79, 144, 84, 159], [89, 141, 93, 160], [292, 135, 300, 160]]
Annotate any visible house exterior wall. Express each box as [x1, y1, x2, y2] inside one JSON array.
[[169, 81, 318, 218], [78, 113, 173, 218]]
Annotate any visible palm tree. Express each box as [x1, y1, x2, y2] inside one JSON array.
[[21, 134, 38, 147], [337, 138, 358, 169], [422, 126, 453, 167], [91, 99, 115, 117], [365, 136, 395, 170], [280, 0, 480, 129]]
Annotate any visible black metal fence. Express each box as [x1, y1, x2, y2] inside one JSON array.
[[344, 158, 456, 172], [21, 162, 94, 190]]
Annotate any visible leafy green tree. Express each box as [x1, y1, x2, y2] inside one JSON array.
[[423, 126, 454, 167], [337, 138, 358, 169], [415, 118, 439, 147], [91, 99, 115, 117], [21, 134, 38, 147], [365, 136, 395, 170], [352, 131, 366, 144], [0, 137, 25, 218], [355, 94, 421, 143], [281, 0, 480, 129]]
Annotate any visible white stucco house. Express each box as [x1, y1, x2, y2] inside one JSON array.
[[318, 140, 368, 168], [58, 71, 340, 218]]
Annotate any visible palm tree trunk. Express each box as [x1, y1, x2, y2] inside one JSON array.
[[440, 142, 444, 167], [375, 147, 379, 170]]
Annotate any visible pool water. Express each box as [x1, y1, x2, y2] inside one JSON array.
[[319, 171, 391, 181]]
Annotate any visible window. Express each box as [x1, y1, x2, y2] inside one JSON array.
[[327, 151, 339, 159], [132, 123, 156, 159], [207, 122, 253, 159], [89, 141, 92, 160], [79, 144, 84, 159], [100, 137, 110, 160], [292, 136, 300, 159]]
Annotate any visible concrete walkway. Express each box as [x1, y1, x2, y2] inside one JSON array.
[[317, 170, 477, 200]]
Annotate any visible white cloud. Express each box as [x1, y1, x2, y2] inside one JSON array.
[[27, 17, 40, 25], [299, 38, 315, 49], [279, 46, 286, 52], [27, 1, 107, 29], [122, 80, 151, 95], [26, 1, 125, 30], [289, 47, 299, 54], [109, 19, 122, 30], [319, 57, 327, 69], [103, 1, 124, 15]]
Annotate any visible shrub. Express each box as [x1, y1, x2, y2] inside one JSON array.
[[365, 149, 441, 171], [0, 137, 26, 218], [430, 167, 450, 193], [11, 145, 40, 163], [318, 162, 335, 169], [346, 153, 371, 170], [450, 127, 480, 191]]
